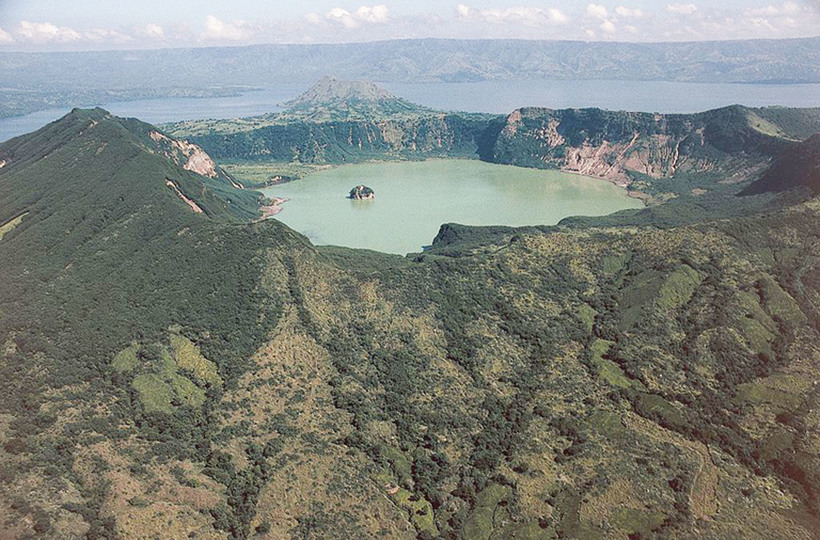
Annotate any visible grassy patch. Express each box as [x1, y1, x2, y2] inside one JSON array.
[[735, 382, 803, 411], [494, 520, 553, 540], [577, 304, 596, 335], [656, 265, 702, 311], [610, 507, 666, 536], [170, 332, 222, 387], [111, 343, 140, 373], [132, 374, 174, 413], [221, 159, 329, 187], [379, 445, 413, 485], [590, 339, 640, 390], [634, 393, 687, 429], [587, 411, 626, 439], [601, 253, 629, 275], [0, 212, 27, 242], [758, 276, 807, 326], [168, 374, 206, 407], [758, 428, 796, 461], [462, 483, 511, 540], [128, 341, 208, 412]]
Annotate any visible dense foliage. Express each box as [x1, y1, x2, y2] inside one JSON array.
[[0, 109, 819, 540]]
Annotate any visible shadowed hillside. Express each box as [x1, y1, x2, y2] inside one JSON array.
[[741, 133, 820, 195]]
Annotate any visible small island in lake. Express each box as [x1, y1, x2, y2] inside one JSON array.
[[349, 185, 375, 200]]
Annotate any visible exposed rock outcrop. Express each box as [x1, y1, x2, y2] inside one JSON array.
[[349, 185, 375, 200], [150, 130, 218, 178]]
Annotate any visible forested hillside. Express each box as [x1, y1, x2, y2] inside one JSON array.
[[0, 109, 819, 540]]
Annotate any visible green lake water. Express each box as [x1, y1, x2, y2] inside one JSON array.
[[261, 160, 643, 254]]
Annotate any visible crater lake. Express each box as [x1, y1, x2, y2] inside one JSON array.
[[260, 160, 644, 254]]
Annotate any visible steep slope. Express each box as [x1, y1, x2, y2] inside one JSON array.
[[0, 110, 296, 538], [0, 108, 258, 221], [483, 105, 818, 188], [741, 133, 820, 195]]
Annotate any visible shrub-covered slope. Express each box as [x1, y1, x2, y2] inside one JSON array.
[[1, 110, 819, 540]]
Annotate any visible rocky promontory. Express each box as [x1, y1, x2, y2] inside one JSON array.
[[349, 185, 374, 200]]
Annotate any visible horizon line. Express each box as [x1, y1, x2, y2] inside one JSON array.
[[2, 34, 819, 55]]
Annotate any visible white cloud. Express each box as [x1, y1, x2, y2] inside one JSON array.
[[749, 5, 780, 16], [749, 1, 803, 16], [83, 28, 132, 43], [600, 19, 617, 33], [305, 12, 323, 25], [326, 8, 359, 28], [456, 5, 569, 25], [324, 5, 389, 28], [549, 8, 570, 24], [202, 15, 253, 41], [615, 6, 644, 18], [18, 21, 82, 42], [782, 1, 801, 14], [749, 17, 776, 30], [356, 5, 389, 23], [586, 4, 609, 19], [140, 23, 164, 38], [2, 1, 819, 50], [667, 3, 698, 15]]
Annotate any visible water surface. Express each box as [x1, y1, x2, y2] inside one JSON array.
[[261, 159, 643, 254], [2, 79, 819, 143]]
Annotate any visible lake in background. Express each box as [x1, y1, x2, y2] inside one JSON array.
[[2, 79, 819, 143], [260, 160, 643, 254]]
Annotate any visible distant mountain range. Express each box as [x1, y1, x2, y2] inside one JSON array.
[[2, 36, 820, 118]]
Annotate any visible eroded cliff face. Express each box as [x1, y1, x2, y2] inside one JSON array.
[[149, 130, 219, 178], [486, 106, 804, 187]]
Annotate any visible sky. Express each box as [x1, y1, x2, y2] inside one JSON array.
[[0, 0, 818, 51]]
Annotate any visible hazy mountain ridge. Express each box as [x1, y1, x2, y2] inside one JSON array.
[[0, 109, 819, 539], [277, 75, 430, 121], [2, 37, 820, 118]]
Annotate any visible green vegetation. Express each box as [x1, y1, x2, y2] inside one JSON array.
[[111, 342, 139, 373], [0, 108, 819, 540], [220, 159, 330, 187], [124, 341, 211, 413], [0, 212, 26, 242], [610, 507, 666, 536], [170, 331, 222, 387], [461, 484, 512, 540], [589, 339, 635, 389], [348, 185, 375, 200]]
